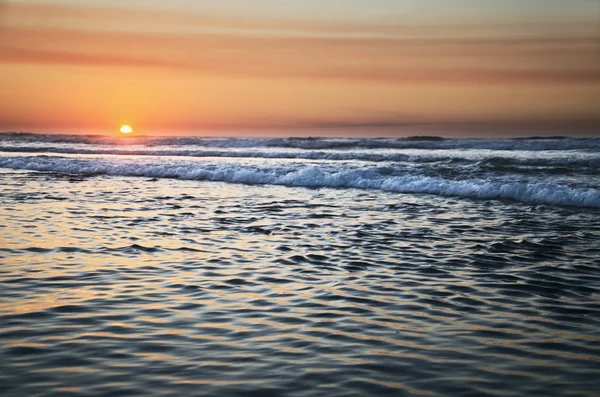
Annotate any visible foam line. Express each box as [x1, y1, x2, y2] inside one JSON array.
[[1, 155, 598, 208]]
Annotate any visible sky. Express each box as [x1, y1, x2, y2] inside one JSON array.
[[0, 0, 599, 137]]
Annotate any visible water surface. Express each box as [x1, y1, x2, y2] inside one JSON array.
[[1, 136, 600, 396], [0, 171, 600, 396]]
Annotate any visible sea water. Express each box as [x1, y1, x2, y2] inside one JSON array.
[[1, 134, 599, 396]]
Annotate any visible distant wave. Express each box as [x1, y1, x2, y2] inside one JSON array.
[[1, 155, 598, 208], [1, 133, 599, 151], [0, 145, 598, 169]]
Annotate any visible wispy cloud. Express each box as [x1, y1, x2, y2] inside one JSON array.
[[5, 2, 599, 38], [1, 24, 598, 84]]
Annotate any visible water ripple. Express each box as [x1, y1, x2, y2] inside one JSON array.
[[1, 173, 600, 397]]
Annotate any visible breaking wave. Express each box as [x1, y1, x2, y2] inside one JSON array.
[[1, 155, 598, 208], [0, 146, 599, 169]]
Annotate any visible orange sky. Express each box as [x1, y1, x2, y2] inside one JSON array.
[[0, 1, 599, 136]]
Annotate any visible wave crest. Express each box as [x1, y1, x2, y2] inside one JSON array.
[[1, 155, 598, 208]]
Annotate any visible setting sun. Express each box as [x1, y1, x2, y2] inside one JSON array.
[[120, 125, 133, 134]]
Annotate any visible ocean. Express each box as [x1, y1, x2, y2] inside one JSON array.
[[1, 133, 599, 397]]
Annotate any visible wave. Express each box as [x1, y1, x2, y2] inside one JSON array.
[[0, 145, 599, 169], [1, 155, 598, 208], [1, 133, 599, 151]]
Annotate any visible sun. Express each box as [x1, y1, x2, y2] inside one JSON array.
[[120, 125, 133, 134]]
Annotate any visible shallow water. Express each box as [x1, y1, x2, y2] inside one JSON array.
[[1, 169, 600, 397]]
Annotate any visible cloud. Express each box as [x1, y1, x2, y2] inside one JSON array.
[[1, 25, 598, 85], [4, 1, 600, 38], [0, 46, 197, 70], [1, 2, 598, 85]]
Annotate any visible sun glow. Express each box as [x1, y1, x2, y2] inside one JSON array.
[[120, 125, 133, 134]]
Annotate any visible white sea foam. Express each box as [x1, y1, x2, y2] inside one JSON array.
[[0, 145, 599, 168], [1, 155, 598, 208]]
